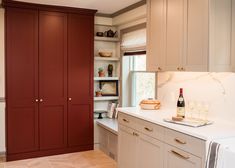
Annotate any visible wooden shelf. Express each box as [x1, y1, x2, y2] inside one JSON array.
[[94, 96, 119, 101], [95, 36, 120, 42], [94, 57, 120, 61], [94, 77, 119, 81]]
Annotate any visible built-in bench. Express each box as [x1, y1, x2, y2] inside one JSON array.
[[94, 118, 118, 161]]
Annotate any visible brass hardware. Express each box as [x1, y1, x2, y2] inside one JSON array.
[[174, 138, 187, 145], [35, 99, 39, 102], [171, 150, 190, 160], [39, 99, 43, 102], [69, 98, 72, 101], [157, 67, 162, 71], [177, 67, 181, 71], [181, 67, 185, 71], [123, 118, 129, 123], [133, 132, 139, 137], [144, 127, 153, 132]]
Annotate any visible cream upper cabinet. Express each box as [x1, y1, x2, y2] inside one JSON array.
[[147, 0, 235, 72], [209, 0, 233, 72], [185, 0, 208, 71], [164, 145, 202, 168], [147, 0, 166, 72]]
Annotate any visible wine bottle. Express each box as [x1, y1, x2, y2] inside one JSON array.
[[177, 88, 185, 118]]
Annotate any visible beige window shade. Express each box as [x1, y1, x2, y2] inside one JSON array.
[[121, 28, 146, 51]]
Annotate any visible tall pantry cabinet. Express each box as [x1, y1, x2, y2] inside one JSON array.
[[5, 1, 96, 161]]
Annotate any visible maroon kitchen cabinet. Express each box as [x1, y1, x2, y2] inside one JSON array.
[[68, 14, 94, 147], [5, 1, 96, 161], [6, 7, 39, 155], [39, 11, 68, 150]]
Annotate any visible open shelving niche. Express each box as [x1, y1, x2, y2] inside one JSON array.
[[94, 24, 121, 119]]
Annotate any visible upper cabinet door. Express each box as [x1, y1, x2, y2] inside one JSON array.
[[39, 11, 68, 150], [67, 14, 94, 147], [185, 0, 208, 71], [165, 0, 185, 71], [147, 0, 166, 72], [6, 7, 39, 154], [209, 0, 233, 72]]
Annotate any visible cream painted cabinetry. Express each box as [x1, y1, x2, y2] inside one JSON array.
[[118, 113, 206, 168], [164, 145, 202, 168], [147, 0, 234, 72], [118, 125, 164, 168]]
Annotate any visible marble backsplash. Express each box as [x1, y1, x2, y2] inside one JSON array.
[[157, 72, 235, 123]]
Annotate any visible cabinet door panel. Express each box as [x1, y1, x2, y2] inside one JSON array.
[[164, 145, 201, 168], [68, 105, 93, 146], [185, 0, 208, 71], [68, 14, 93, 147], [118, 125, 137, 168], [6, 7, 39, 154], [137, 133, 164, 168], [165, 0, 184, 71], [210, 0, 233, 72], [147, 0, 166, 71], [39, 11, 68, 150]]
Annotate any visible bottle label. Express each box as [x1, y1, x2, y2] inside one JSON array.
[[179, 97, 184, 102], [177, 107, 185, 118]]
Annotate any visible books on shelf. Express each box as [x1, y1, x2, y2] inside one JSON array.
[[107, 102, 119, 119]]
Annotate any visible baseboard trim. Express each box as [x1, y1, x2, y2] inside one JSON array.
[[7, 144, 93, 161]]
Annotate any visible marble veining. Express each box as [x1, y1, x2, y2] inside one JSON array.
[[157, 72, 235, 123]]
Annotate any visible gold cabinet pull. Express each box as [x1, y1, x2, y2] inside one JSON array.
[[157, 67, 162, 71], [133, 132, 139, 137], [174, 138, 187, 144], [181, 67, 185, 71], [177, 67, 181, 71], [171, 150, 190, 160], [122, 118, 129, 123], [35, 99, 39, 102], [144, 127, 153, 132]]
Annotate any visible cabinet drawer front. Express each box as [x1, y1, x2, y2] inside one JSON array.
[[165, 128, 205, 157], [136, 118, 164, 141], [118, 113, 137, 129], [165, 144, 202, 168]]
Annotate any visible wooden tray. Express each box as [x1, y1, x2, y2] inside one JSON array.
[[163, 118, 213, 127]]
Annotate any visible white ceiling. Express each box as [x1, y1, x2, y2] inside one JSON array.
[[14, 0, 142, 14]]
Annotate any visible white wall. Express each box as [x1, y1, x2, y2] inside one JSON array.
[[157, 72, 235, 124], [0, 7, 5, 153]]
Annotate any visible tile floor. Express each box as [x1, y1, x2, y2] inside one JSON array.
[[0, 150, 117, 168]]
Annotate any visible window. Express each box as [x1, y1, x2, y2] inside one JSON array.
[[121, 26, 156, 107], [129, 55, 156, 106]]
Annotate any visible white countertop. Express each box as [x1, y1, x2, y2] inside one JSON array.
[[117, 107, 235, 141], [96, 118, 118, 135]]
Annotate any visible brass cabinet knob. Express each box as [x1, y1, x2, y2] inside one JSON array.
[[157, 67, 162, 71], [69, 98, 72, 101], [177, 67, 181, 71], [39, 99, 43, 102], [181, 67, 185, 71], [35, 99, 39, 102]]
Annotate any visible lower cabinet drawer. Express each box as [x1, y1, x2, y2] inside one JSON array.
[[165, 128, 205, 157], [164, 144, 202, 168], [118, 113, 137, 129]]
